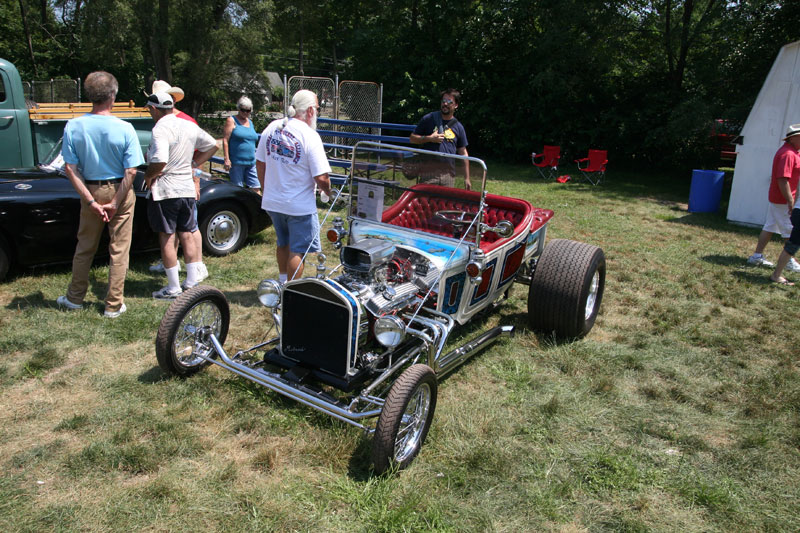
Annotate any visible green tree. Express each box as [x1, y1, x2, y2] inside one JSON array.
[[2, 0, 796, 171], [1, 0, 72, 80]]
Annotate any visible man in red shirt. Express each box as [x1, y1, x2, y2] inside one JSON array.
[[769, 125, 800, 285], [748, 125, 800, 271]]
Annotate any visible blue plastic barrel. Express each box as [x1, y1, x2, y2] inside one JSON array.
[[688, 169, 725, 213]]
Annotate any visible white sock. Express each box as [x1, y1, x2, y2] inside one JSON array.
[[279, 273, 287, 283], [185, 262, 202, 285], [166, 265, 181, 290]]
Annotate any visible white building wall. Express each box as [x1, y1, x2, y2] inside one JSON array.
[[727, 41, 800, 227]]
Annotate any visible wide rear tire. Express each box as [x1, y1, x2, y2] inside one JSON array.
[[155, 285, 230, 376], [527, 239, 605, 339], [372, 364, 437, 474]]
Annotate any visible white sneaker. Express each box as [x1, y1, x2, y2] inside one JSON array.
[[747, 254, 774, 267], [104, 303, 127, 318], [150, 261, 181, 274], [152, 286, 182, 300], [787, 257, 800, 273], [57, 295, 83, 310]]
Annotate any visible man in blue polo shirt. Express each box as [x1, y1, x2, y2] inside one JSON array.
[[57, 71, 144, 318]]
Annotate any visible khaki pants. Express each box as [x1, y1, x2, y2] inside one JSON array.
[[66, 183, 135, 312], [419, 170, 456, 188]]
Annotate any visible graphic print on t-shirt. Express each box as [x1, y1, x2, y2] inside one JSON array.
[[267, 129, 302, 164]]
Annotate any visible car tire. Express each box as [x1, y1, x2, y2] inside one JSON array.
[[372, 364, 437, 474], [527, 239, 606, 339], [155, 286, 230, 376], [200, 202, 249, 256]]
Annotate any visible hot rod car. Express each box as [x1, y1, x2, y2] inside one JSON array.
[[155, 142, 606, 473]]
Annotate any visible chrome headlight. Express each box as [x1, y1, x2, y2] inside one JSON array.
[[257, 279, 282, 308], [374, 315, 406, 348]]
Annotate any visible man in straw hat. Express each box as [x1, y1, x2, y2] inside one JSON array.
[[763, 124, 800, 285], [151, 79, 192, 122]]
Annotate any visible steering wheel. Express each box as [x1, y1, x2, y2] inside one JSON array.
[[434, 210, 476, 238]]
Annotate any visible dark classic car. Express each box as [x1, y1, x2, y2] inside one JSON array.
[[0, 158, 269, 281], [155, 142, 606, 474]]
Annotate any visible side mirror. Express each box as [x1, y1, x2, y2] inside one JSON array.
[[492, 220, 514, 238]]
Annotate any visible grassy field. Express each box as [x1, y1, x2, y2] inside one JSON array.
[[1, 163, 799, 532]]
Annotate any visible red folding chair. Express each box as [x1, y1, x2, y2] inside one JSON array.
[[531, 145, 561, 179], [575, 149, 607, 185]]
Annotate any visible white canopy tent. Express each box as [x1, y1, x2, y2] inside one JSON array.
[[727, 40, 800, 227]]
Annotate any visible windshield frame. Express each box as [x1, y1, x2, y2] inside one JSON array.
[[345, 141, 489, 248]]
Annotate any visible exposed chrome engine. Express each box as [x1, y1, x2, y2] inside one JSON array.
[[335, 238, 440, 318]]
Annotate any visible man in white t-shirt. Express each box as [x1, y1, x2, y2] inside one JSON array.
[[255, 89, 331, 281], [144, 92, 218, 299]]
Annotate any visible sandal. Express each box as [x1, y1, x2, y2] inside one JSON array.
[[770, 277, 795, 286]]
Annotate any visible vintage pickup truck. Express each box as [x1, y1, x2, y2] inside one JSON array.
[[0, 59, 268, 280], [0, 59, 153, 170]]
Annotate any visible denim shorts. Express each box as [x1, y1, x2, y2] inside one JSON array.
[[267, 211, 321, 254], [229, 163, 261, 189]]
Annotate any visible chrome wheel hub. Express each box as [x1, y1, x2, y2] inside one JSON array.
[[585, 271, 599, 320], [207, 211, 241, 252], [394, 383, 431, 462], [174, 301, 223, 367]]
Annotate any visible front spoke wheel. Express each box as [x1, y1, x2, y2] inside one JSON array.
[[156, 286, 230, 376], [372, 364, 437, 474]]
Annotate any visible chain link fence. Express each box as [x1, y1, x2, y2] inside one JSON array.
[[287, 76, 337, 142], [336, 80, 381, 147], [28, 79, 80, 103], [285, 76, 383, 147]]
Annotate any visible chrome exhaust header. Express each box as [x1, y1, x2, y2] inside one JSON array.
[[436, 325, 515, 377]]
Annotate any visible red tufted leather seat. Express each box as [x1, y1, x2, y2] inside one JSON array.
[[381, 184, 553, 253]]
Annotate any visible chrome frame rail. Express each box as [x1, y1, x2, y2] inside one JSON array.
[[206, 334, 382, 431], [196, 296, 512, 431]]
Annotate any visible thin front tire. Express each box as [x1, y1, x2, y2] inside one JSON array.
[[372, 364, 437, 474], [155, 286, 230, 376]]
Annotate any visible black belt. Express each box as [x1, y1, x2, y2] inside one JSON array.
[[87, 178, 123, 185]]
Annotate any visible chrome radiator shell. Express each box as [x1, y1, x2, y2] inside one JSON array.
[[280, 278, 361, 378]]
